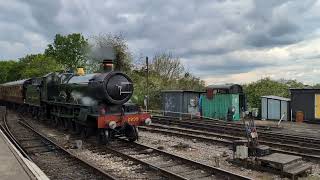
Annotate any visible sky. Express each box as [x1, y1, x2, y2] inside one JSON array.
[[1, 0, 320, 85]]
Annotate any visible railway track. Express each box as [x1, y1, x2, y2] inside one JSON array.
[[152, 116, 320, 144], [17, 114, 171, 179], [8, 111, 252, 180], [152, 115, 275, 131], [142, 119, 320, 161], [102, 139, 251, 180], [151, 116, 320, 148], [0, 111, 117, 180]]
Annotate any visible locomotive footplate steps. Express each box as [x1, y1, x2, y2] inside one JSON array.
[[257, 153, 312, 179]]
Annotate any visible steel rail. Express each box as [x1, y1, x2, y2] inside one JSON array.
[[153, 115, 320, 141], [18, 113, 251, 179], [99, 143, 189, 180], [152, 115, 274, 130], [151, 117, 320, 148], [17, 118, 118, 180], [17, 112, 190, 179], [111, 138, 252, 180], [139, 124, 320, 161], [0, 110, 32, 160]]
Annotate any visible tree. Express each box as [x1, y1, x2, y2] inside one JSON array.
[[177, 73, 205, 91], [91, 33, 132, 72], [18, 54, 62, 78], [279, 79, 305, 89], [0, 54, 62, 83], [0, 61, 19, 83], [244, 77, 306, 108], [45, 33, 89, 70], [130, 52, 205, 109], [151, 52, 184, 80]]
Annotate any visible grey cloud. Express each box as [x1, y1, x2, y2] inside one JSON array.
[[244, 0, 318, 47], [23, 0, 63, 36], [269, 20, 299, 37], [191, 58, 273, 76], [0, 0, 320, 82], [247, 33, 299, 47]]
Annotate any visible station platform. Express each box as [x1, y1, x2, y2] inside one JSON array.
[[0, 128, 48, 180]]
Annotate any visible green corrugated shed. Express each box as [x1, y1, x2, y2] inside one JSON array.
[[201, 94, 240, 120]]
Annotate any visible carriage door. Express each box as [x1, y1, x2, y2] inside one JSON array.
[[315, 94, 320, 119]]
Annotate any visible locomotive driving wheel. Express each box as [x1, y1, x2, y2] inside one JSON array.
[[62, 118, 70, 131], [80, 127, 87, 138], [97, 129, 111, 145], [80, 126, 92, 139], [51, 116, 59, 127], [125, 125, 138, 142], [75, 123, 82, 135]]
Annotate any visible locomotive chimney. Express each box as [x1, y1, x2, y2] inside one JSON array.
[[102, 59, 113, 72]]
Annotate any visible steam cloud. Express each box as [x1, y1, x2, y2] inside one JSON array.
[[71, 91, 98, 106], [90, 45, 116, 61]]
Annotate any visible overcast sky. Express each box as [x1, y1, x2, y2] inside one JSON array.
[[1, 0, 320, 85]]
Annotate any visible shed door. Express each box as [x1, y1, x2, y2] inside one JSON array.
[[268, 99, 281, 120], [315, 94, 320, 119], [280, 101, 287, 121], [261, 98, 268, 119]]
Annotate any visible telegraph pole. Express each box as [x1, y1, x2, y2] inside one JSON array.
[[146, 56, 149, 111]]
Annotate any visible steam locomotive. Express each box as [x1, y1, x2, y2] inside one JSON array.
[[0, 59, 151, 144]]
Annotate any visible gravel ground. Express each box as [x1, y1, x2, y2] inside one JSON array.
[[71, 149, 153, 179], [24, 116, 165, 179], [138, 130, 320, 180], [6, 113, 106, 180], [14, 112, 320, 180], [251, 120, 320, 138]]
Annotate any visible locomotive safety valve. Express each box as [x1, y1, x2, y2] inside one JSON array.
[[108, 121, 117, 129], [145, 118, 152, 125]]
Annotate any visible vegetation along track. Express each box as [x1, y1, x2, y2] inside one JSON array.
[[147, 116, 320, 160], [0, 111, 117, 180]]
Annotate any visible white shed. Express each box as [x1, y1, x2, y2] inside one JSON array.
[[261, 95, 291, 120]]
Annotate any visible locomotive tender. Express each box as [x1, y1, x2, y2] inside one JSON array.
[[0, 59, 151, 143]]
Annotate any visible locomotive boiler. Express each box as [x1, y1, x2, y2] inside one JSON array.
[[63, 71, 133, 106]]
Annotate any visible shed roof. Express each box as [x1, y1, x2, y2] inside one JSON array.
[[261, 95, 290, 101], [0, 79, 30, 86], [161, 90, 205, 93], [206, 84, 240, 89], [290, 88, 320, 91]]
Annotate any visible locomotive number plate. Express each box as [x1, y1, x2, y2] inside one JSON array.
[[128, 117, 139, 122]]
